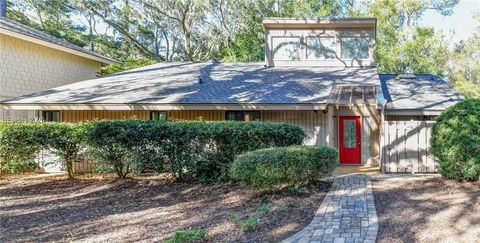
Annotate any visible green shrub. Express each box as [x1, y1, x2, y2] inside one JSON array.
[[230, 146, 338, 191], [81, 120, 305, 181], [431, 99, 480, 181], [165, 229, 209, 243], [2, 161, 39, 174], [229, 213, 260, 232], [255, 204, 272, 217], [0, 122, 82, 178]]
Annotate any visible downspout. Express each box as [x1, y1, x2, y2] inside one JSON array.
[[0, 0, 6, 17], [376, 85, 387, 173]]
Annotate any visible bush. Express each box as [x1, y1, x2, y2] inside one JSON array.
[[0, 122, 82, 178], [165, 229, 209, 243], [431, 99, 480, 181], [80, 120, 305, 181], [230, 146, 338, 191]]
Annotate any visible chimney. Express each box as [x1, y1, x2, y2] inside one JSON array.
[[0, 0, 6, 18]]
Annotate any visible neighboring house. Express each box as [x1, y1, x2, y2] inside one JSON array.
[[0, 17, 115, 120], [1, 18, 463, 172]]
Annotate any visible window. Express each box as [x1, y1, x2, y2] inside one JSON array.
[[42, 111, 60, 122], [343, 120, 357, 148], [340, 37, 369, 59], [226, 111, 260, 122], [271, 37, 301, 60], [150, 111, 167, 121], [306, 37, 336, 60]]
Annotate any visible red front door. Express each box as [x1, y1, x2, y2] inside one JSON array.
[[339, 116, 361, 164]]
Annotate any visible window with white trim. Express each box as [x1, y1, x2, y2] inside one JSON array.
[[226, 111, 260, 122], [306, 37, 336, 60], [150, 111, 167, 121], [42, 111, 60, 122], [271, 37, 301, 60], [340, 37, 369, 59]]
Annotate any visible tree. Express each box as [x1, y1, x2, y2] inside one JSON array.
[[350, 0, 457, 75], [447, 10, 480, 99]]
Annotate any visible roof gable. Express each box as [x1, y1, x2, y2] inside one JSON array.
[[0, 17, 115, 64]]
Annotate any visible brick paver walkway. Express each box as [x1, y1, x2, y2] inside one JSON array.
[[283, 175, 378, 243]]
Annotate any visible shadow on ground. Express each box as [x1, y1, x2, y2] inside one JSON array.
[[0, 174, 331, 242], [372, 177, 480, 243]]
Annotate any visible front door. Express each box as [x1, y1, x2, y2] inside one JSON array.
[[339, 116, 361, 164]]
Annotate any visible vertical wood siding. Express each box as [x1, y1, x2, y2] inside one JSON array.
[[261, 110, 328, 146], [381, 121, 437, 173], [61, 110, 150, 122]]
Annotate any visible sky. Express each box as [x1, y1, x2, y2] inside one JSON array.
[[420, 0, 480, 48]]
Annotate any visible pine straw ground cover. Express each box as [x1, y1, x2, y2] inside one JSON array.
[[0, 173, 331, 242], [373, 176, 480, 243]]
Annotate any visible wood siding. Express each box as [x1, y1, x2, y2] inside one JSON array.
[[261, 110, 328, 146], [61, 110, 150, 122], [381, 121, 437, 173]]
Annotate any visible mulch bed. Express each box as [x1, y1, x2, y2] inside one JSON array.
[[372, 176, 480, 243], [0, 173, 331, 242]]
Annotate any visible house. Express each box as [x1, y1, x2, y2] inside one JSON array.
[[0, 17, 115, 120], [1, 18, 463, 171]]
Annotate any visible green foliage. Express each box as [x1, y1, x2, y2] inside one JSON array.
[[229, 203, 273, 232], [0, 122, 82, 178], [255, 204, 272, 217], [2, 161, 39, 174], [431, 100, 480, 181], [448, 11, 480, 98], [80, 120, 305, 181], [98, 57, 156, 76], [229, 213, 260, 232], [230, 146, 338, 191], [165, 229, 209, 243]]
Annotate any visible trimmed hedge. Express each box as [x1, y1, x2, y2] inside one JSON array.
[[79, 120, 306, 181], [0, 122, 81, 178], [431, 99, 480, 181], [230, 146, 338, 191]]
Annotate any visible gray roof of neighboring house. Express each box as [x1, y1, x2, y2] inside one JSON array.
[[0, 17, 115, 64], [2, 62, 379, 105], [379, 74, 463, 111]]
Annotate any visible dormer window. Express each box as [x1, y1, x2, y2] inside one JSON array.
[[340, 37, 370, 59], [306, 37, 336, 60], [272, 37, 301, 60]]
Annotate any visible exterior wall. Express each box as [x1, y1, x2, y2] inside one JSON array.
[[58, 107, 380, 165], [0, 34, 103, 120], [381, 121, 437, 173], [264, 28, 376, 67]]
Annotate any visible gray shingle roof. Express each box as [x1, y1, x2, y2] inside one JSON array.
[[379, 74, 463, 111], [2, 62, 462, 111], [2, 62, 379, 105], [0, 17, 115, 64]]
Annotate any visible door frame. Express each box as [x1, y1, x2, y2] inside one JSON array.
[[338, 116, 362, 164]]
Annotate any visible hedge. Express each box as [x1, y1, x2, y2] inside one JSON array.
[[79, 120, 306, 181], [230, 146, 338, 191], [0, 122, 81, 178], [431, 99, 480, 181]]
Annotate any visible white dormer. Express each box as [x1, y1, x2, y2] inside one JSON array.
[[263, 17, 376, 67]]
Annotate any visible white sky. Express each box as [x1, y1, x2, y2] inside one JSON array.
[[420, 0, 480, 48]]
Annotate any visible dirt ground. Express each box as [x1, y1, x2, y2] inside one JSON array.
[[0, 173, 331, 242], [373, 176, 480, 243]]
